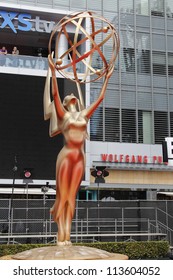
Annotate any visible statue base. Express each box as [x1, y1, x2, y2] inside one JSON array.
[[12, 245, 128, 260]]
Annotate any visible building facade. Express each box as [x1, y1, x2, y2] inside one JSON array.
[[1, 0, 173, 200]]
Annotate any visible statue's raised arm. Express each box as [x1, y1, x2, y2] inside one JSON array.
[[82, 66, 114, 120], [48, 55, 66, 120], [43, 55, 66, 137]]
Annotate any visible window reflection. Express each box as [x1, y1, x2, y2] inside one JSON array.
[[103, 0, 117, 12], [122, 47, 150, 74], [168, 53, 173, 76], [138, 111, 153, 144], [149, 0, 173, 17], [154, 111, 168, 144], [136, 0, 149, 15], [153, 51, 166, 76], [151, 0, 164, 17], [122, 109, 136, 143], [90, 89, 103, 141], [123, 48, 135, 72], [136, 33, 150, 74], [166, 0, 173, 17], [119, 0, 133, 14]]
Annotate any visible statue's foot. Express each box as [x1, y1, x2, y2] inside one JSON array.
[[65, 240, 72, 246], [56, 240, 72, 246], [57, 241, 66, 246]]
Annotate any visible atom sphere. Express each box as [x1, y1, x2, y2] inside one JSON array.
[[48, 11, 120, 83]]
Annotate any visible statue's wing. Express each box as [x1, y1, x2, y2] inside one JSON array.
[[49, 101, 61, 137], [43, 67, 61, 137]]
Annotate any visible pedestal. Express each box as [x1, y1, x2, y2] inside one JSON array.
[[12, 245, 128, 260]]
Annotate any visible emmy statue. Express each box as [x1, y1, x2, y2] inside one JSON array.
[[13, 11, 128, 259], [44, 11, 119, 246]]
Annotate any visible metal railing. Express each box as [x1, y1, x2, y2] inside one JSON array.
[[0, 54, 48, 70], [156, 207, 173, 246], [0, 199, 172, 244], [0, 54, 84, 72], [0, 217, 167, 244]]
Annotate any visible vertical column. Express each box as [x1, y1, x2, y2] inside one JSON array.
[[57, 33, 68, 66], [146, 190, 157, 200]]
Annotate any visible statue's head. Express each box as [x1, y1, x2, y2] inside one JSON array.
[[63, 93, 78, 110]]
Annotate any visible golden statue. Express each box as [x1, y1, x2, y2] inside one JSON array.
[[44, 56, 114, 245], [44, 11, 120, 245]]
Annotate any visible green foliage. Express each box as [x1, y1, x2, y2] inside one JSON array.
[[76, 241, 169, 259], [0, 241, 169, 259], [0, 244, 46, 257]]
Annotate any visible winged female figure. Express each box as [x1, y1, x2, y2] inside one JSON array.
[[44, 54, 113, 245]]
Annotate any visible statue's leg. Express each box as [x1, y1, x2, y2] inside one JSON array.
[[54, 158, 72, 243], [65, 159, 84, 242], [56, 209, 65, 244]]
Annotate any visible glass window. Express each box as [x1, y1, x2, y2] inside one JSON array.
[[154, 93, 168, 111], [153, 51, 166, 75], [123, 48, 135, 72], [87, 0, 102, 10], [21, 0, 36, 4], [138, 91, 152, 111], [70, 0, 86, 8], [103, 11, 118, 24], [121, 28, 135, 49], [166, 0, 173, 17], [122, 109, 136, 143], [119, 0, 134, 14], [136, 0, 149, 15], [103, 0, 117, 12], [105, 108, 119, 142], [90, 107, 103, 141], [121, 28, 135, 72], [90, 88, 103, 142], [170, 112, 173, 137], [37, 0, 53, 6], [138, 111, 153, 144], [154, 111, 168, 144], [78, 191, 86, 200], [136, 33, 150, 74], [168, 53, 173, 76], [151, 0, 165, 17], [137, 49, 150, 74], [53, 0, 70, 8]]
